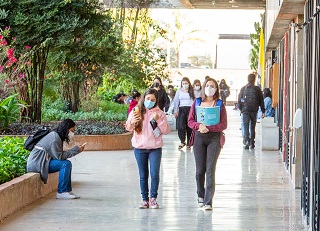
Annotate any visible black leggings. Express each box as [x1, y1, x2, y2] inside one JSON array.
[[193, 131, 221, 206], [177, 106, 192, 146]]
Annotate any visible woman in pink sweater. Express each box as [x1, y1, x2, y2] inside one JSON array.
[[126, 88, 171, 209]]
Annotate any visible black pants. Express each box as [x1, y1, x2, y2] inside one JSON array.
[[193, 131, 221, 206], [177, 106, 192, 146], [242, 111, 258, 146]]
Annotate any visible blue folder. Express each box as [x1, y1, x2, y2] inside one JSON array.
[[196, 106, 220, 126]]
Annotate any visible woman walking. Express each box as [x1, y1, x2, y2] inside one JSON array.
[[126, 88, 170, 209], [188, 77, 227, 210], [173, 77, 195, 150], [193, 79, 202, 98], [219, 79, 230, 105], [151, 77, 170, 111]]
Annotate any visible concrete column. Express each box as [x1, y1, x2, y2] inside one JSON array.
[[292, 14, 304, 189]]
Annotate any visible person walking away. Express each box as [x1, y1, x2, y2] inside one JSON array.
[[151, 77, 170, 111], [126, 88, 171, 209], [166, 85, 176, 115], [263, 88, 275, 117], [188, 77, 227, 210], [173, 77, 195, 150], [27, 119, 86, 199], [193, 79, 202, 98], [238, 73, 265, 149], [128, 89, 141, 115], [219, 79, 230, 105]]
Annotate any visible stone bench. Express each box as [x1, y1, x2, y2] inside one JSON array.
[[0, 172, 58, 221], [260, 117, 279, 151]]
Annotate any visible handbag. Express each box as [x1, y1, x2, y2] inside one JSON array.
[[166, 114, 176, 131]]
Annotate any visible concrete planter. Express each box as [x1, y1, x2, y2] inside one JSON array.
[[1, 132, 133, 151], [0, 172, 58, 221], [70, 132, 133, 151]]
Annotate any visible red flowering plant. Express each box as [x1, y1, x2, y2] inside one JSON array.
[[0, 27, 30, 129], [0, 27, 32, 95]]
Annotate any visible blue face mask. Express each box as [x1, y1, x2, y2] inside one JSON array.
[[144, 100, 155, 109]]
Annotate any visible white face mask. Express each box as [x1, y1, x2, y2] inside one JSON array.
[[182, 84, 189, 90], [205, 87, 217, 96], [68, 131, 74, 139], [194, 86, 201, 90]]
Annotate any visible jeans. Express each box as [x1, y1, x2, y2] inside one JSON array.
[[134, 148, 162, 201], [49, 159, 72, 193], [193, 131, 221, 206], [243, 111, 258, 146]]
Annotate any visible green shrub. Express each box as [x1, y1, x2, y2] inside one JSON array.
[[80, 99, 128, 114], [1, 121, 126, 135], [0, 94, 26, 130], [0, 137, 29, 184], [42, 107, 127, 122]]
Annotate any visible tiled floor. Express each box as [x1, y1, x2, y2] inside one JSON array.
[[0, 107, 308, 231]]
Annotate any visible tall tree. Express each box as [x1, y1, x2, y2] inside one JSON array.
[[48, 9, 122, 112], [0, 0, 117, 121]]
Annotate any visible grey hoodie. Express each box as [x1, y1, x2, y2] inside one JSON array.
[[26, 131, 80, 183]]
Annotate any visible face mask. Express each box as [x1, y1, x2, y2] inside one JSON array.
[[144, 100, 155, 109], [194, 86, 201, 90], [205, 87, 216, 96], [153, 83, 160, 88], [182, 84, 189, 90], [68, 131, 74, 139]]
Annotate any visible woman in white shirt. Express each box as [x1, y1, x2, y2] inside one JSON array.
[[174, 77, 195, 150]]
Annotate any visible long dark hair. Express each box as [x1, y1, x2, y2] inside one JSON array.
[[135, 88, 158, 134], [181, 77, 195, 100], [53, 119, 76, 143], [152, 76, 165, 89], [201, 78, 220, 101]]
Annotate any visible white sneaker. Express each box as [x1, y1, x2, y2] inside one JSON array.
[[56, 192, 76, 199], [69, 191, 81, 199], [198, 197, 204, 207], [204, 205, 212, 211]]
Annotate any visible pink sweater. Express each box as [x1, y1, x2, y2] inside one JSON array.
[[126, 106, 171, 149]]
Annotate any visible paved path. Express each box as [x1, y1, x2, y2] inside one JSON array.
[[0, 107, 307, 231]]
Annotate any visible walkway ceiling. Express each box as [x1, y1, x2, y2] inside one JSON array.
[[266, 0, 305, 50], [102, 0, 265, 9], [181, 0, 265, 9]]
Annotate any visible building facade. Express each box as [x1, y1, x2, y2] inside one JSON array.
[[264, 0, 320, 229]]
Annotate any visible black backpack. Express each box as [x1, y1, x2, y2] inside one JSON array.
[[24, 127, 50, 151], [242, 85, 259, 112]]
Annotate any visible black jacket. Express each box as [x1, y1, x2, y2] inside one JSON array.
[[156, 88, 170, 111], [238, 84, 265, 113]]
